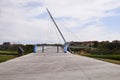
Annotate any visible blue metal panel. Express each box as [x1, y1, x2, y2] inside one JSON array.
[[64, 44, 68, 53], [34, 45, 37, 53]]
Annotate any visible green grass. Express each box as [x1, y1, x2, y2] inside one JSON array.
[[80, 54, 120, 65], [82, 54, 120, 60], [0, 55, 16, 63], [0, 51, 18, 63], [98, 59, 120, 65], [0, 51, 18, 55]]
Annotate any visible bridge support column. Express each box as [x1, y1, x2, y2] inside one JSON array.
[[42, 45, 44, 53], [57, 46, 59, 53]]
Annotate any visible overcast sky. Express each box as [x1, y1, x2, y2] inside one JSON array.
[[0, 0, 120, 44]]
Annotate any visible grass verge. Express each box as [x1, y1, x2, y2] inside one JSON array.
[[0, 55, 16, 63], [0, 51, 18, 55], [81, 54, 120, 65], [98, 58, 120, 65]]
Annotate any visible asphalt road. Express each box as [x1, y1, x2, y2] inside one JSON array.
[[0, 47, 120, 80]]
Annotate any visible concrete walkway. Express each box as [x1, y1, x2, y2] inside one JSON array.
[[0, 47, 120, 80]]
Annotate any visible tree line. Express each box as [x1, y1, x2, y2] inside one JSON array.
[[0, 42, 34, 55], [91, 40, 120, 55]]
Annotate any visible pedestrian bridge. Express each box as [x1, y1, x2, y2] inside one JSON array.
[[0, 47, 120, 80]]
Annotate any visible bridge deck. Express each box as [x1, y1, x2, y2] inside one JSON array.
[[0, 47, 120, 80]]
